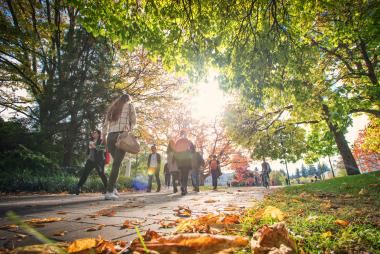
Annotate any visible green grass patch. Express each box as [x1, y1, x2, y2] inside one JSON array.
[[241, 172, 380, 253]]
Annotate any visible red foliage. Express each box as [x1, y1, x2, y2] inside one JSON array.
[[353, 129, 380, 173]]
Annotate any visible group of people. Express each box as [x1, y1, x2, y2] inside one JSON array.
[[146, 131, 222, 195], [74, 93, 223, 200]]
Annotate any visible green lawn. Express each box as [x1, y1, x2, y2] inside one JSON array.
[[240, 171, 380, 253]]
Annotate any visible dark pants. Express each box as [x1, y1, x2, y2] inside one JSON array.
[[171, 172, 179, 192], [106, 132, 126, 192], [147, 169, 161, 191], [211, 170, 218, 189], [175, 152, 192, 193], [78, 159, 107, 191], [165, 173, 171, 187], [191, 169, 200, 190]]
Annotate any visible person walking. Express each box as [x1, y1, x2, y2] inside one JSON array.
[[147, 145, 161, 192], [191, 145, 204, 192], [174, 130, 194, 196], [261, 158, 271, 188], [209, 155, 220, 190], [164, 162, 171, 188], [167, 140, 179, 193], [74, 130, 108, 195], [102, 94, 136, 200]]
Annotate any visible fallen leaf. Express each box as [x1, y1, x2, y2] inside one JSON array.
[[86, 224, 105, 232], [159, 220, 176, 228], [254, 206, 285, 221], [344, 194, 353, 198], [24, 217, 62, 224], [53, 231, 67, 237], [359, 188, 369, 196], [369, 184, 379, 188], [223, 207, 237, 211], [15, 234, 27, 239], [0, 224, 19, 230], [174, 206, 192, 217], [320, 201, 332, 210], [131, 231, 249, 254], [56, 211, 67, 215], [96, 209, 116, 217], [74, 217, 82, 221], [96, 241, 116, 254], [9, 243, 67, 253], [321, 231, 332, 238], [67, 238, 98, 253], [204, 199, 218, 203], [250, 222, 297, 254], [335, 219, 349, 226]]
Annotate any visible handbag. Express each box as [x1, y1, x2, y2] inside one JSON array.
[[115, 131, 140, 154]]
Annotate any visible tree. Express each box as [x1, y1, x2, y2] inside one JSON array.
[[308, 165, 317, 177], [301, 164, 308, 178]]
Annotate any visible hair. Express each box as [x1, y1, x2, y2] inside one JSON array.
[[91, 130, 101, 141], [151, 145, 156, 150], [106, 94, 130, 122]]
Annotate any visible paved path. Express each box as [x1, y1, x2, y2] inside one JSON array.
[[0, 187, 271, 249]]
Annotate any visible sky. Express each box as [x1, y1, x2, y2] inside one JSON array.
[[188, 70, 369, 175]]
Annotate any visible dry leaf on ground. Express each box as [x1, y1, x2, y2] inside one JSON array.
[[0, 224, 19, 230], [24, 217, 62, 224], [335, 219, 349, 226], [159, 220, 177, 228], [174, 206, 192, 217], [86, 224, 105, 232], [223, 207, 237, 211], [359, 188, 369, 196], [96, 209, 116, 217], [204, 199, 218, 203], [320, 201, 332, 210], [53, 231, 67, 237], [254, 206, 285, 221], [67, 238, 98, 253], [250, 222, 297, 254], [121, 219, 143, 229], [56, 211, 67, 215], [10, 243, 67, 254], [131, 231, 249, 254]]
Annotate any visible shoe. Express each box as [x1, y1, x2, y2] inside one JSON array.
[[146, 189, 151, 193], [173, 187, 178, 193], [73, 185, 80, 195], [113, 188, 119, 196], [181, 187, 187, 196], [156, 187, 161, 192], [104, 192, 119, 200]]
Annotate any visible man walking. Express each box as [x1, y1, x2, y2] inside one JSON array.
[[261, 158, 271, 188], [174, 130, 193, 196], [147, 145, 161, 192], [209, 155, 221, 190], [191, 145, 204, 192]]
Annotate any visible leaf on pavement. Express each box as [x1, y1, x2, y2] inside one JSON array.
[[335, 219, 349, 226], [173, 206, 192, 217], [56, 211, 67, 215], [250, 222, 297, 254], [24, 217, 63, 225], [223, 207, 237, 211], [86, 224, 105, 232], [0, 224, 19, 230], [159, 220, 176, 228], [96, 240, 117, 254], [53, 231, 67, 237], [131, 231, 249, 254], [204, 199, 218, 203], [121, 219, 142, 229], [67, 238, 98, 253], [96, 209, 116, 217]]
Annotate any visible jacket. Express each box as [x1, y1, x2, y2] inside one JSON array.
[[147, 153, 161, 168]]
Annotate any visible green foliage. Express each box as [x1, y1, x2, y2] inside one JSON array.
[[269, 170, 286, 186]]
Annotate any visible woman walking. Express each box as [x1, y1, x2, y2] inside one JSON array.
[[102, 94, 136, 200], [74, 130, 107, 195], [167, 140, 179, 193]]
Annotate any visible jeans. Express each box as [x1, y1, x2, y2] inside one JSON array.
[[211, 170, 218, 189], [106, 132, 126, 192], [191, 169, 199, 189], [165, 174, 171, 187], [171, 172, 179, 191], [78, 159, 107, 191], [147, 168, 161, 191]]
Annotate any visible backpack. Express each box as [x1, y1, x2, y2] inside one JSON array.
[[175, 138, 191, 152], [210, 159, 218, 170]]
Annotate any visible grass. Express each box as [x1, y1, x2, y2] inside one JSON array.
[[240, 171, 380, 253]]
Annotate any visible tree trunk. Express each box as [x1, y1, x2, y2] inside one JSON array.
[[328, 155, 336, 178], [322, 105, 360, 175]]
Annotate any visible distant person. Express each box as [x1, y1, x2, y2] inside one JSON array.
[[147, 145, 161, 192], [191, 145, 205, 192], [164, 162, 171, 188], [102, 94, 136, 200], [261, 158, 271, 188], [74, 130, 107, 195], [314, 175, 318, 182], [167, 140, 179, 193], [174, 130, 194, 195], [209, 155, 221, 190]]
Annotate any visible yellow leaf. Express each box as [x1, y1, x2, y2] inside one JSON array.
[[359, 188, 369, 196], [256, 206, 285, 221], [321, 231, 332, 238], [335, 219, 349, 226], [67, 238, 98, 253], [24, 217, 62, 224], [204, 199, 218, 203]]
